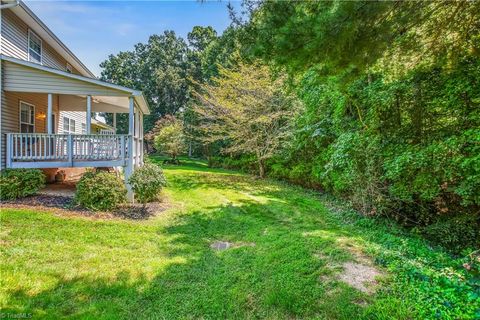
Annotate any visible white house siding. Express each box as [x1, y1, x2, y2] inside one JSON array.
[[1, 9, 28, 61], [3, 62, 127, 96], [1, 9, 81, 74], [0, 86, 60, 168], [58, 111, 86, 135], [0, 8, 91, 168]]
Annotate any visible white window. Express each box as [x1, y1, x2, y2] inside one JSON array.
[[63, 117, 76, 134], [66, 63, 72, 73], [28, 30, 42, 64], [81, 123, 86, 134], [19, 102, 35, 133]]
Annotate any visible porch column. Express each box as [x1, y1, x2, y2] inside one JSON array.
[[134, 109, 140, 168], [47, 93, 53, 134], [125, 96, 135, 202], [139, 111, 144, 165], [86, 95, 92, 134], [113, 113, 117, 133]]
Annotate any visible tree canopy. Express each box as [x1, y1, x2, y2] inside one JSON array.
[[100, 31, 189, 132], [98, 1, 480, 254], [193, 62, 300, 177]]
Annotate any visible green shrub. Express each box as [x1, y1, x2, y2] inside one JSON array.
[[209, 155, 258, 174], [128, 164, 167, 204], [0, 169, 45, 200], [421, 214, 480, 252], [75, 171, 127, 211]]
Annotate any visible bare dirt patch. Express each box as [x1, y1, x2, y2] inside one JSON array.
[[338, 261, 381, 294], [313, 239, 383, 294], [333, 237, 384, 294]]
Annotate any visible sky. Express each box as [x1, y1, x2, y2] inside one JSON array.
[[25, 0, 241, 76]]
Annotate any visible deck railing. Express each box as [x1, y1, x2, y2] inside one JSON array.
[[6, 133, 131, 168]]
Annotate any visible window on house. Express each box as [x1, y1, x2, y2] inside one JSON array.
[[81, 123, 86, 134], [66, 63, 72, 73], [63, 117, 76, 134], [20, 102, 35, 133], [28, 30, 42, 64]]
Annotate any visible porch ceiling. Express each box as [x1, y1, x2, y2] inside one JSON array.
[[59, 95, 134, 113], [1, 55, 150, 114]]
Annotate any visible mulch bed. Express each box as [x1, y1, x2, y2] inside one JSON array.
[[1, 194, 168, 220], [115, 202, 169, 220]]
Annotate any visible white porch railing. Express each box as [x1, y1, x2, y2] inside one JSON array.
[[99, 129, 115, 135], [6, 133, 131, 168]]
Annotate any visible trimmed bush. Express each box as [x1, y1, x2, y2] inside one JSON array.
[[128, 163, 167, 204], [0, 169, 45, 200], [75, 171, 127, 211]]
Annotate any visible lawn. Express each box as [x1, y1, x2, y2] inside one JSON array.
[[0, 157, 478, 319]]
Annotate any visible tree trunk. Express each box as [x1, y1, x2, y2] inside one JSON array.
[[205, 145, 213, 167], [258, 159, 265, 178], [188, 141, 193, 158]]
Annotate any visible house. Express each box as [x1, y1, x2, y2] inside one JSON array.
[[0, 0, 149, 200]]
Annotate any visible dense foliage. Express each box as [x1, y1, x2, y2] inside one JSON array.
[[100, 31, 190, 132], [75, 171, 127, 211], [99, 1, 480, 250], [226, 0, 479, 251], [128, 163, 167, 204], [0, 169, 45, 200]]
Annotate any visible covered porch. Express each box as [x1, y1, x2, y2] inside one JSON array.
[[1, 56, 149, 199], [6, 132, 132, 168]]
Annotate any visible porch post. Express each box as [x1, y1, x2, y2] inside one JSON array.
[[134, 109, 140, 168], [47, 93, 53, 134], [113, 113, 117, 133], [86, 95, 92, 134], [124, 96, 135, 202], [139, 111, 144, 165]]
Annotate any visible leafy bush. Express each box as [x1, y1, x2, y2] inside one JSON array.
[[128, 163, 167, 204], [421, 215, 480, 252], [154, 118, 186, 160], [0, 169, 45, 200], [209, 155, 258, 174], [75, 171, 127, 211]]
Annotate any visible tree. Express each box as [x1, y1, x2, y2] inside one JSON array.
[[229, 0, 480, 241], [145, 114, 178, 154], [100, 31, 189, 132], [154, 117, 187, 162], [193, 62, 301, 177], [241, 1, 480, 78]]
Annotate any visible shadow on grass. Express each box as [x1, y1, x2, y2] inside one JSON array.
[[3, 156, 470, 319], [3, 197, 372, 319]]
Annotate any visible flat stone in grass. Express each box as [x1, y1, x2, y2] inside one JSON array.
[[210, 241, 255, 251], [210, 241, 231, 251]]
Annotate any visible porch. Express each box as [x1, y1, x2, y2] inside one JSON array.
[[1, 55, 150, 200], [6, 133, 132, 168]]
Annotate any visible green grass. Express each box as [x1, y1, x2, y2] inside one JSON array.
[[1, 157, 478, 319]]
